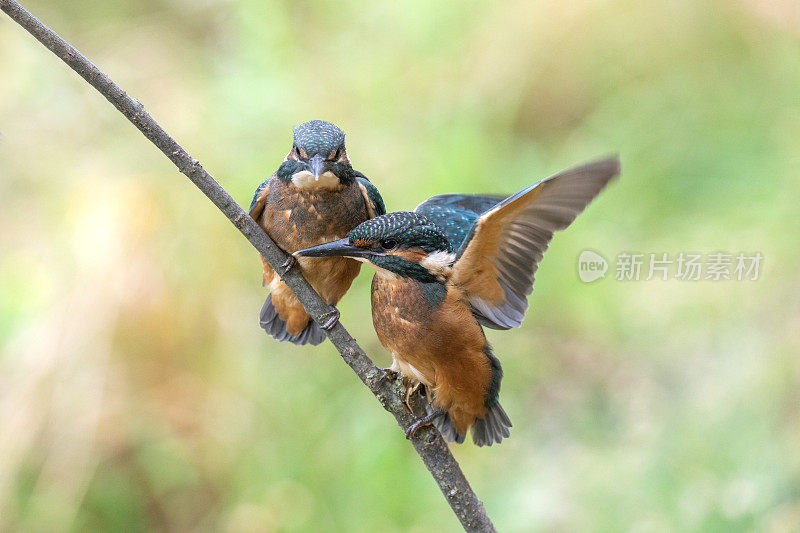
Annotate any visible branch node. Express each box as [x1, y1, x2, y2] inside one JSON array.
[[232, 213, 248, 231]]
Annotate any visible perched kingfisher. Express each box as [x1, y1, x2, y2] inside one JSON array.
[[295, 157, 620, 445], [249, 120, 385, 345]]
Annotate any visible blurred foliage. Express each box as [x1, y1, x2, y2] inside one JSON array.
[[1, 0, 799, 531]]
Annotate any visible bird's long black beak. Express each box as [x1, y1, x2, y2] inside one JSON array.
[[308, 153, 325, 181], [294, 238, 373, 259]]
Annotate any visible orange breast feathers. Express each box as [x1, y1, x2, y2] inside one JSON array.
[[254, 178, 371, 252], [256, 180, 367, 305], [251, 177, 370, 337], [371, 276, 493, 435]]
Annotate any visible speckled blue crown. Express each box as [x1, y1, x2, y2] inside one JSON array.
[[348, 212, 453, 253], [292, 120, 345, 157]]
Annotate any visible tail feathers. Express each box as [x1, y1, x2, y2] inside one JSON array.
[[471, 401, 512, 447], [428, 405, 466, 444], [259, 294, 326, 346], [426, 401, 511, 446]]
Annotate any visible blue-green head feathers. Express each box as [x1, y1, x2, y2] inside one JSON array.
[[292, 120, 345, 159], [295, 213, 452, 285], [348, 212, 453, 254], [277, 120, 356, 184]]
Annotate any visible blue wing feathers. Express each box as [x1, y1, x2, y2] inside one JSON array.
[[356, 175, 386, 216], [415, 194, 503, 250], [249, 179, 270, 214], [419, 193, 504, 213]]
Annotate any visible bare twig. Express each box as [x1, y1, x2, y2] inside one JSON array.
[[0, 1, 497, 531]]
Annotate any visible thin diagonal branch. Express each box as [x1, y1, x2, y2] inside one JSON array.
[[0, 1, 497, 531]]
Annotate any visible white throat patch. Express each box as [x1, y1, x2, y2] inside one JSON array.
[[291, 170, 341, 190], [420, 250, 455, 280]]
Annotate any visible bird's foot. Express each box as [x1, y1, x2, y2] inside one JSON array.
[[318, 307, 340, 331], [376, 367, 399, 385], [281, 255, 296, 274], [405, 408, 445, 440], [404, 382, 424, 412]]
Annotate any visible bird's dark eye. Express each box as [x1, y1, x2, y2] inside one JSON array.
[[294, 146, 304, 158], [379, 239, 397, 250]]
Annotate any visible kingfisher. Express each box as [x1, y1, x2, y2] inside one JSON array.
[[249, 120, 385, 345], [294, 157, 620, 445]]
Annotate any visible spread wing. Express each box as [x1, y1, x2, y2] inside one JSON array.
[[355, 172, 386, 218], [249, 178, 271, 220], [451, 156, 620, 330], [414, 194, 504, 250]]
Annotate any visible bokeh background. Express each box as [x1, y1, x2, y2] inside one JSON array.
[[2, 0, 799, 531]]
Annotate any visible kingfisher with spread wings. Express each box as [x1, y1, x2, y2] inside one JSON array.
[[294, 157, 620, 445], [249, 120, 385, 345]]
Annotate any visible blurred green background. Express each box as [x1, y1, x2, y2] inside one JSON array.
[[1, 0, 799, 531]]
